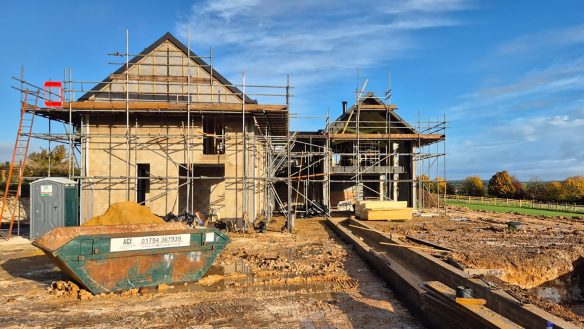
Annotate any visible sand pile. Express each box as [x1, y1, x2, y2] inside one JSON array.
[[82, 202, 164, 226]]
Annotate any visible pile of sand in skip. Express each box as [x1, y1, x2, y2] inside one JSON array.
[[82, 201, 164, 226]]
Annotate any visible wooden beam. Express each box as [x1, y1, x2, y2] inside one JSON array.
[[379, 241, 451, 253], [358, 104, 398, 110], [109, 74, 211, 84], [455, 297, 487, 306], [330, 133, 444, 140], [61, 101, 287, 112], [330, 217, 575, 329], [341, 108, 355, 134], [289, 173, 326, 180]]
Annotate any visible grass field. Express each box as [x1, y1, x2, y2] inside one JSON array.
[[446, 200, 583, 218]]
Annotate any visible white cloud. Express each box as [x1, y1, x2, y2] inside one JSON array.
[[446, 28, 584, 180], [497, 25, 584, 56], [173, 0, 471, 132], [490, 113, 584, 143], [447, 56, 584, 119], [383, 0, 472, 14], [175, 0, 469, 97], [448, 99, 584, 180], [200, 0, 260, 21], [549, 115, 584, 128]]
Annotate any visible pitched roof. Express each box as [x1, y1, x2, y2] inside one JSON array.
[[330, 92, 415, 134], [78, 32, 257, 104]]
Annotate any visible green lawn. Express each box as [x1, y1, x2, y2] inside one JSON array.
[[446, 200, 583, 218]]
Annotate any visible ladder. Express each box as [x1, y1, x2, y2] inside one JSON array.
[[0, 89, 39, 239]]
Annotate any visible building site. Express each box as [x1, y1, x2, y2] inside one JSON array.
[[0, 28, 584, 329]]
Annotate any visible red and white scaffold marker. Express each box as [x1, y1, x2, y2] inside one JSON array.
[[43, 81, 63, 107]]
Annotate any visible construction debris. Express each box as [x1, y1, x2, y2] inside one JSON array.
[[47, 280, 93, 300], [0, 217, 420, 328], [328, 217, 577, 329], [367, 206, 584, 326]]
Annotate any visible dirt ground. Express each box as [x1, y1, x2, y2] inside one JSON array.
[[0, 218, 419, 329], [367, 205, 584, 326]]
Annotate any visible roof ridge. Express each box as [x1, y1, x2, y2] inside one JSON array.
[[78, 32, 257, 104]]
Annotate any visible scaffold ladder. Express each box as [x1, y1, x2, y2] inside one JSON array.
[[0, 89, 39, 239]]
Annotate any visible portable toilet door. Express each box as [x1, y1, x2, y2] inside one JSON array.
[[30, 177, 79, 239]]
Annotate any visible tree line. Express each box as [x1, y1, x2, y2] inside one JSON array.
[[2, 148, 582, 204], [455, 171, 584, 203], [0, 145, 74, 194]]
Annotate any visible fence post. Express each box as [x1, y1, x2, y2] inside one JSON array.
[[519, 199, 522, 207]]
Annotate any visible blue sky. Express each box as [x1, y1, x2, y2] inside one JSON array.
[[0, 0, 583, 181]]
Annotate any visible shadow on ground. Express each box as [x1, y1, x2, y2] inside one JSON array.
[[1, 255, 64, 285], [315, 218, 422, 328]]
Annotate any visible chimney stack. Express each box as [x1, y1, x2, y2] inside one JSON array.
[[342, 101, 347, 113]]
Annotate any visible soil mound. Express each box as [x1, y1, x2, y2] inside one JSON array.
[[82, 202, 164, 226]]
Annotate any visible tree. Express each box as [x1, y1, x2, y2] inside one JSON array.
[[435, 177, 446, 194], [446, 181, 456, 195], [526, 177, 546, 200], [418, 175, 430, 183], [488, 171, 516, 198], [0, 162, 8, 183], [543, 181, 563, 202], [418, 175, 431, 191], [27, 145, 72, 177], [511, 176, 527, 199], [561, 176, 584, 203], [459, 176, 485, 196]]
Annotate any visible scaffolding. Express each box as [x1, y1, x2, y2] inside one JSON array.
[[284, 84, 447, 218], [1, 32, 446, 239]]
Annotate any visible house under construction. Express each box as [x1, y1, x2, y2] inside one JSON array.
[[1, 32, 446, 235]]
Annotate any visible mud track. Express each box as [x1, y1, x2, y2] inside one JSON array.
[[0, 218, 419, 328]]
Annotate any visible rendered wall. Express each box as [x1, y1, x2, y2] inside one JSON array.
[[80, 114, 266, 224]]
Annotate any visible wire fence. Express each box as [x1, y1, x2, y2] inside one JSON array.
[[445, 194, 584, 214]]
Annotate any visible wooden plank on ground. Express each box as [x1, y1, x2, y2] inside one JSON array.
[[423, 281, 523, 329], [379, 241, 451, 253], [356, 208, 413, 220]]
